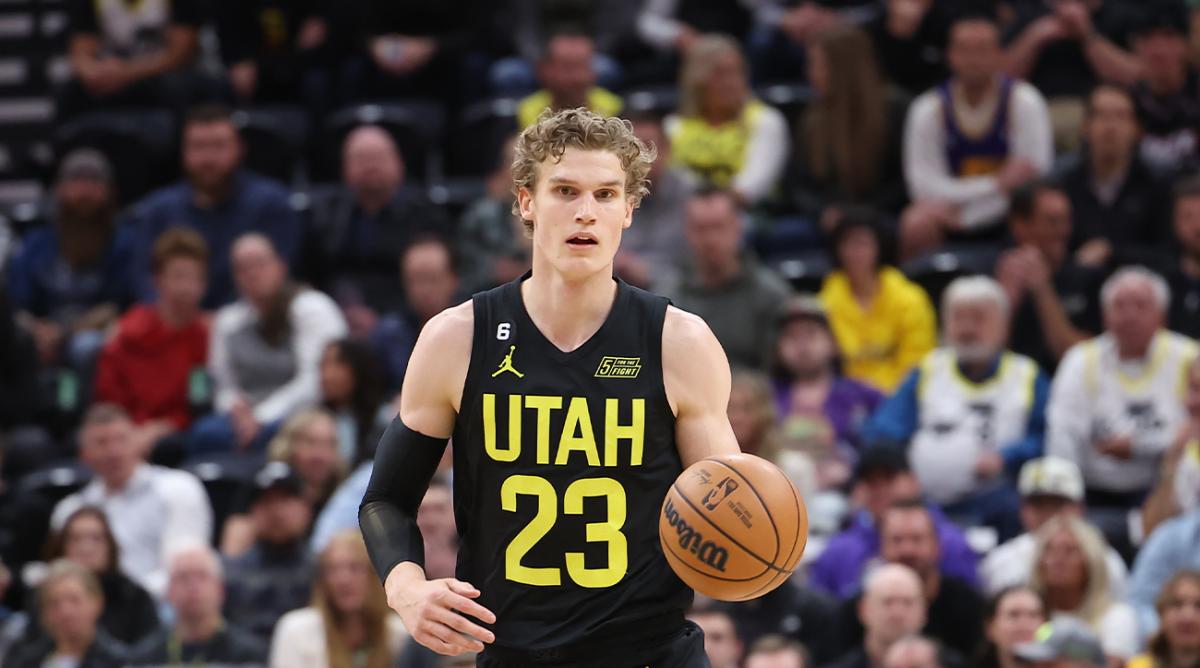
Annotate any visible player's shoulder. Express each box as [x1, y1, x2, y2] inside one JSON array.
[[663, 306, 728, 374], [415, 300, 474, 354]]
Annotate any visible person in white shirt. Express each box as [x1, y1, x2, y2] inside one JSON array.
[[664, 34, 789, 206], [866, 276, 1046, 541], [1047, 267, 1199, 553], [979, 456, 1128, 598], [900, 15, 1053, 260], [270, 529, 406, 668], [196, 232, 347, 454], [50, 403, 212, 598], [1028, 515, 1140, 663]]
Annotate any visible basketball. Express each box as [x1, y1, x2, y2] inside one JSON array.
[[659, 453, 808, 601]]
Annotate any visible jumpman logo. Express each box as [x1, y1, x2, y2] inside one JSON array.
[[492, 345, 524, 378]]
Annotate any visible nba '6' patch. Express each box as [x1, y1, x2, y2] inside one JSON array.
[[595, 356, 641, 378]]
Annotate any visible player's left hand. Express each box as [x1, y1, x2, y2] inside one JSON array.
[[386, 563, 496, 656]]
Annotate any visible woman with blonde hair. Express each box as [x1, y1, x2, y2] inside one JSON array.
[[267, 406, 349, 514], [665, 34, 788, 206], [792, 25, 908, 226], [1128, 570, 1200, 668], [1029, 516, 1138, 665], [221, 407, 350, 556], [6, 560, 129, 667], [270, 529, 406, 668]]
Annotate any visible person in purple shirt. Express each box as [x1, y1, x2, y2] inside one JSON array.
[[808, 447, 980, 599], [772, 295, 883, 490], [131, 104, 302, 309]]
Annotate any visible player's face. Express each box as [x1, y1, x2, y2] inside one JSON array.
[[518, 147, 632, 281], [987, 589, 1045, 649]]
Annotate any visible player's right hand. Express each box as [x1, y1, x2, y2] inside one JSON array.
[[385, 564, 497, 656]]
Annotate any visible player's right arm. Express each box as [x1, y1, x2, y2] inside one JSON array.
[[358, 301, 496, 656]]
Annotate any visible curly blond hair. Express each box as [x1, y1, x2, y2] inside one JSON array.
[[511, 107, 656, 236]]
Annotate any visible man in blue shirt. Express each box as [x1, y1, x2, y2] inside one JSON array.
[[131, 104, 301, 309]]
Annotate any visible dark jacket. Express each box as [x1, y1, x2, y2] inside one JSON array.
[[127, 624, 267, 666], [132, 170, 302, 309], [19, 571, 160, 649], [222, 540, 315, 644], [6, 628, 128, 668], [302, 184, 449, 313], [1057, 150, 1170, 266]]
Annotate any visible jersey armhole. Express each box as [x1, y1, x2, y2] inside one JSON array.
[[457, 294, 490, 416]]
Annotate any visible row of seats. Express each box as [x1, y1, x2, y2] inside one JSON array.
[[46, 83, 813, 202]]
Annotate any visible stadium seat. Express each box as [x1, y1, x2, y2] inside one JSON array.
[[182, 453, 263, 545], [621, 86, 679, 116], [428, 176, 487, 219], [756, 82, 814, 119], [447, 97, 518, 177], [319, 100, 446, 184], [52, 108, 177, 204], [233, 105, 310, 186], [14, 461, 92, 507], [901, 243, 1003, 307], [771, 250, 833, 294]]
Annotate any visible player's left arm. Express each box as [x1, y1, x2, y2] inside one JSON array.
[[663, 306, 741, 467]]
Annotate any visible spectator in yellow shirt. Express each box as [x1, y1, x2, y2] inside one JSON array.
[[818, 209, 936, 392], [516, 32, 621, 129]]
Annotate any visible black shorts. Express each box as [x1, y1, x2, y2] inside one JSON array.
[[477, 621, 710, 668]]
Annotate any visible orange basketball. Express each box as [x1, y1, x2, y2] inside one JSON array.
[[659, 453, 808, 601]]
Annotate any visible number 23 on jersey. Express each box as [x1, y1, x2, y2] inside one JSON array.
[[501, 475, 628, 588]]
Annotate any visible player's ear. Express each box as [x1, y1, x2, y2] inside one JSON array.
[[518, 186, 536, 222], [622, 196, 634, 230]]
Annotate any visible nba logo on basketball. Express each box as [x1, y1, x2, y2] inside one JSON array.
[[701, 477, 739, 511]]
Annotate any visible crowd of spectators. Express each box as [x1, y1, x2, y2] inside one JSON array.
[[4, 0, 1200, 666]]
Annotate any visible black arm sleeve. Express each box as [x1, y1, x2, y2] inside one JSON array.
[[358, 415, 450, 583]]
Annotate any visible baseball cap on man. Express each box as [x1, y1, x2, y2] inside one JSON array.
[[249, 461, 304, 504], [57, 148, 113, 184], [1014, 617, 1105, 667], [1018, 457, 1084, 502]]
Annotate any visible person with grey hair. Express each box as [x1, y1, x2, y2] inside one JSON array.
[[1047, 265, 1198, 555], [127, 542, 266, 666], [863, 275, 1048, 540], [882, 635, 942, 668], [823, 564, 928, 668]]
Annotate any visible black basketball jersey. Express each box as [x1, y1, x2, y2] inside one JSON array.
[[452, 272, 692, 654]]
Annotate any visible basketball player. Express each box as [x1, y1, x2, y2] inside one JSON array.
[[359, 108, 740, 666]]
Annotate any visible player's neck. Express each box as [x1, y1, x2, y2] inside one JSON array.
[[522, 264, 618, 353]]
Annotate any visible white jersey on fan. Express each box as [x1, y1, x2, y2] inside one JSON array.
[[909, 348, 1039, 504], [1047, 331, 1198, 494]]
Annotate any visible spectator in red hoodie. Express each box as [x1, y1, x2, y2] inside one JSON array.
[[95, 227, 209, 454]]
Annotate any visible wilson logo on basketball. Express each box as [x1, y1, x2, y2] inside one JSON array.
[[663, 498, 730, 572]]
